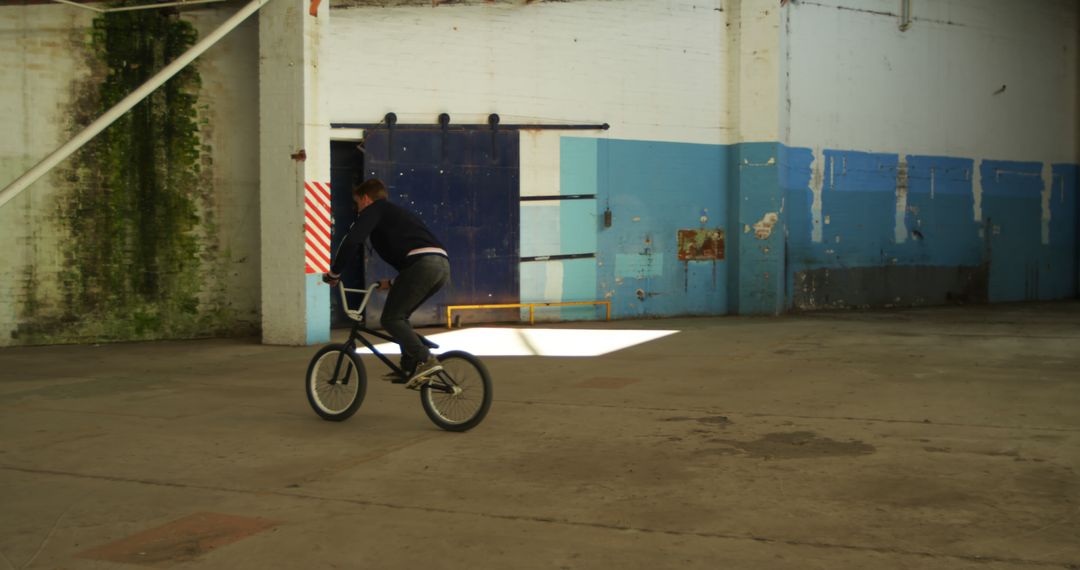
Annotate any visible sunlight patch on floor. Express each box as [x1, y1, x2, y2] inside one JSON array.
[[354, 328, 679, 357]]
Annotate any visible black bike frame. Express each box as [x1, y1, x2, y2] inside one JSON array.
[[331, 281, 449, 391], [342, 321, 440, 377]]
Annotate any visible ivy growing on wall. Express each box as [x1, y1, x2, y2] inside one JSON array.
[[19, 4, 237, 343]]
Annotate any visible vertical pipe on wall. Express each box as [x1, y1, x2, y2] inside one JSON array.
[[899, 0, 912, 31]]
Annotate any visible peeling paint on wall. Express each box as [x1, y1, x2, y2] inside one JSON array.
[[973, 159, 983, 223], [751, 213, 777, 240], [809, 146, 824, 243], [894, 157, 908, 244], [1041, 161, 1053, 245], [677, 228, 725, 260]]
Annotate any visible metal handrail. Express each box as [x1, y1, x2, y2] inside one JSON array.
[[446, 300, 611, 328]]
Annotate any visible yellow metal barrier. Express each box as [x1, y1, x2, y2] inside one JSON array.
[[446, 300, 611, 328]]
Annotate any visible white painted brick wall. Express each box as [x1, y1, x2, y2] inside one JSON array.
[[0, 5, 94, 344], [326, 0, 735, 146], [784, 0, 1079, 162], [326, 0, 779, 311], [728, 0, 782, 142], [185, 13, 262, 328]]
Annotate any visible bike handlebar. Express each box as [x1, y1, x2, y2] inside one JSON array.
[[336, 281, 382, 322]]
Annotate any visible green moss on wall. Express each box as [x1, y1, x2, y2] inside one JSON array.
[[16, 5, 245, 344]]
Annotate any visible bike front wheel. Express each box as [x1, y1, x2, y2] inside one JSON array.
[[420, 351, 492, 432], [306, 344, 367, 422]]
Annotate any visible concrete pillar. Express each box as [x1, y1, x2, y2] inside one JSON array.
[[724, 0, 785, 315], [259, 0, 330, 345]]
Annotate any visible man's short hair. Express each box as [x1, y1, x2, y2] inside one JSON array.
[[353, 178, 388, 201]]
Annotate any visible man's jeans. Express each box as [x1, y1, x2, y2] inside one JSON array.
[[381, 254, 450, 369]]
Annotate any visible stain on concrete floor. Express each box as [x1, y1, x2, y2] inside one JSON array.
[[709, 431, 876, 460], [662, 415, 731, 427], [78, 512, 278, 567]]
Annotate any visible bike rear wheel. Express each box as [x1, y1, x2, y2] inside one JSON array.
[[420, 351, 492, 432], [306, 344, 367, 421]]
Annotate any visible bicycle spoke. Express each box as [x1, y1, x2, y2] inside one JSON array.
[[311, 350, 360, 414], [424, 355, 487, 425]]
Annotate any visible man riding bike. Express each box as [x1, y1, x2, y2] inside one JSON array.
[[323, 178, 450, 388]]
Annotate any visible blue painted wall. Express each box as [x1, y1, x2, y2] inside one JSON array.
[[592, 138, 730, 318], [903, 155, 982, 266], [542, 137, 1078, 317], [305, 273, 330, 344], [1052, 164, 1080, 300], [981, 160, 1045, 302], [782, 146, 1077, 308], [730, 143, 785, 315]]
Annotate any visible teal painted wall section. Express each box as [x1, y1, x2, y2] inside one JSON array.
[[559, 200, 598, 256], [593, 138, 729, 318], [519, 137, 600, 321], [305, 273, 330, 344], [520, 203, 561, 258], [561, 137, 599, 196], [559, 137, 600, 315], [730, 143, 785, 315]]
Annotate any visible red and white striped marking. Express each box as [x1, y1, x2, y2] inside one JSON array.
[[304, 181, 332, 274]]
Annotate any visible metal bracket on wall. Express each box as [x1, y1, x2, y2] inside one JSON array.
[[899, 0, 912, 31], [439, 113, 451, 163], [489, 113, 500, 164], [384, 112, 397, 164], [332, 115, 609, 132], [344, 111, 609, 172]]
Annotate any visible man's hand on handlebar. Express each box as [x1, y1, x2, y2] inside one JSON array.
[[323, 273, 391, 291]]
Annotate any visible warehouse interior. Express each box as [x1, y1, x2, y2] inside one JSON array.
[[1, 0, 1078, 567]]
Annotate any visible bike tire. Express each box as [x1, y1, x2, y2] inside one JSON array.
[[420, 350, 492, 432], [306, 344, 367, 422]]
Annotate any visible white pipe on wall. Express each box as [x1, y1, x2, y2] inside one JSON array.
[[107, 0, 232, 13], [51, 0, 231, 13], [0, 0, 272, 210], [51, 0, 104, 13]]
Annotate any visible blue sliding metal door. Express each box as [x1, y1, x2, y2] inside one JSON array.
[[359, 129, 520, 326]]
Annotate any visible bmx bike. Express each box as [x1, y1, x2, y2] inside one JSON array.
[[304, 281, 492, 432]]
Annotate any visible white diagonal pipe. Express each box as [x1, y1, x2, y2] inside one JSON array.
[[107, 0, 233, 13], [0, 0, 271, 210]]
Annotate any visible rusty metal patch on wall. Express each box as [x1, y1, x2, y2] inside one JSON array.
[[677, 229, 725, 261]]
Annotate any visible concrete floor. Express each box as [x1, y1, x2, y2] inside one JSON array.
[[1, 302, 1079, 569]]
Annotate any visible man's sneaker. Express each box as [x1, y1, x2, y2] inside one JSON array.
[[404, 357, 443, 389]]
